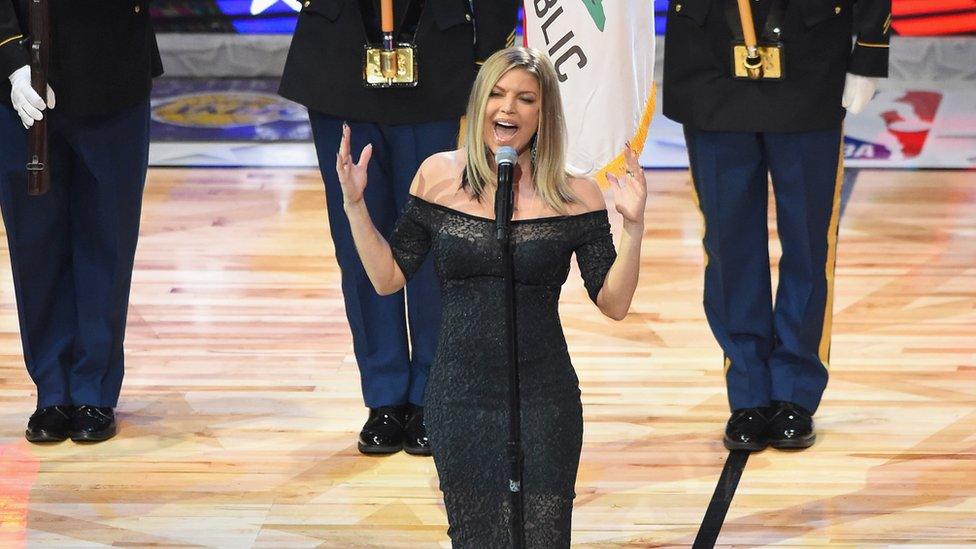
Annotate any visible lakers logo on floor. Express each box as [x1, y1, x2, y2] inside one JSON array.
[[152, 92, 306, 129]]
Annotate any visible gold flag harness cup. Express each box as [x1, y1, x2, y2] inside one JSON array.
[[362, 0, 424, 88], [728, 0, 786, 80]]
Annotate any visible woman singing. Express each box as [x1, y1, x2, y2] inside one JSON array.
[[336, 46, 647, 547]]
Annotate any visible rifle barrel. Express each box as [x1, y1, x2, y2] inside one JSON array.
[[26, 0, 50, 196]]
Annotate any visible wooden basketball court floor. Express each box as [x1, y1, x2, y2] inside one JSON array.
[[0, 167, 974, 547]]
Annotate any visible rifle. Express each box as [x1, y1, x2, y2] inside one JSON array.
[[26, 0, 49, 196]]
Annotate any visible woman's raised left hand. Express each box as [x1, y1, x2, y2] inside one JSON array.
[[607, 145, 648, 225]]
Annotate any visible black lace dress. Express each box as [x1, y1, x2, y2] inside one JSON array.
[[390, 195, 617, 548]]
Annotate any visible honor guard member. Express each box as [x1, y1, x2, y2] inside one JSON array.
[[664, 0, 890, 450], [279, 0, 519, 455], [1, 0, 162, 442]]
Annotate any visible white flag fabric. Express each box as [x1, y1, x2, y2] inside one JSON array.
[[524, 0, 655, 186]]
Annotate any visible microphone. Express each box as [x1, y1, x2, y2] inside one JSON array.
[[494, 146, 518, 242]]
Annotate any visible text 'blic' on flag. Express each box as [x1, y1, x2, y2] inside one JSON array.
[[524, 0, 656, 188]]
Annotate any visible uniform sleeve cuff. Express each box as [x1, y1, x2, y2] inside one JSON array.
[[0, 35, 29, 81], [849, 42, 889, 78]]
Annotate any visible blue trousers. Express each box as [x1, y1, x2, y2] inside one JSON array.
[[309, 113, 450, 408], [684, 126, 844, 414], [0, 101, 150, 409]]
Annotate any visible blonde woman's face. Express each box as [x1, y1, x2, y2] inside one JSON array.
[[483, 68, 541, 157]]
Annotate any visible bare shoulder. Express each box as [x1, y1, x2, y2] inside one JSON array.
[[568, 177, 607, 213], [411, 150, 465, 202]]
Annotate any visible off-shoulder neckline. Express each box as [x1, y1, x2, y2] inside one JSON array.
[[409, 194, 608, 224]]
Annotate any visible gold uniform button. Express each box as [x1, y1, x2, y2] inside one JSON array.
[[304, 0, 310, 6], [465, 13, 472, 22], [134, 5, 140, 13], [834, 6, 841, 14], [675, 4, 682, 12]]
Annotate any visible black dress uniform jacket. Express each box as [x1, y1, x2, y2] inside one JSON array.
[[279, 0, 519, 125], [663, 0, 891, 132], [0, 0, 163, 118]]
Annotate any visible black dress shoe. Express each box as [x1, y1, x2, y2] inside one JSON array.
[[768, 401, 816, 449], [403, 405, 431, 456], [723, 407, 770, 451], [70, 406, 117, 442], [25, 406, 73, 443], [358, 406, 405, 455]]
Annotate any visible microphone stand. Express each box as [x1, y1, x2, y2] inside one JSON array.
[[494, 157, 523, 548]]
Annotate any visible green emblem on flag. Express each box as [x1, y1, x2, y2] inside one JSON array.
[[581, 0, 606, 32]]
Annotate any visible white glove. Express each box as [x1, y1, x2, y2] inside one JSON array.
[[841, 73, 877, 115], [8, 65, 56, 129]]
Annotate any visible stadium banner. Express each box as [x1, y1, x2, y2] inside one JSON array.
[[639, 86, 976, 169], [149, 1, 976, 35]]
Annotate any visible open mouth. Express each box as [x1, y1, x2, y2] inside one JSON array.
[[493, 120, 519, 143]]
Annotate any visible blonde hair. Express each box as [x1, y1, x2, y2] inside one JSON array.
[[462, 47, 576, 213]]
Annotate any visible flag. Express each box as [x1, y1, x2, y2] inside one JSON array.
[[524, 0, 656, 186]]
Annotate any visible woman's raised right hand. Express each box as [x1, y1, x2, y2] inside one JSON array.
[[335, 123, 373, 207]]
